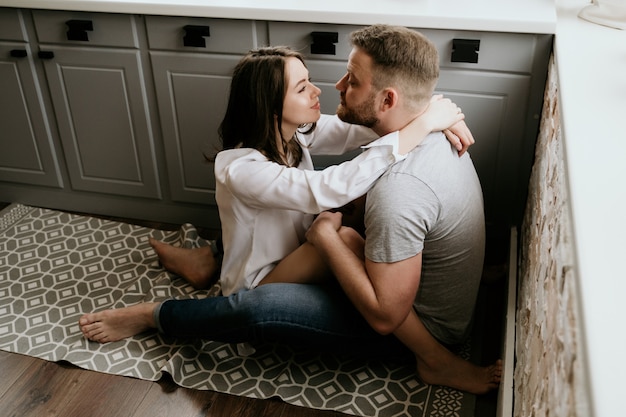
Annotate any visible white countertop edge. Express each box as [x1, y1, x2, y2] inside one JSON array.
[[0, 0, 556, 34], [556, 1, 626, 417]]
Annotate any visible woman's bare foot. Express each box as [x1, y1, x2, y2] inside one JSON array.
[[149, 238, 218, 289], [416, 355, 502, 395], [79, 303, 159, 343]]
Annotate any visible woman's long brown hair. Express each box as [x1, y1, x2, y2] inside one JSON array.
[[218, 46, 315, 166]]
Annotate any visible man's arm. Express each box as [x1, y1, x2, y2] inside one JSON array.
[[306, 211, 502, 395], [305, 211, 421, 334]]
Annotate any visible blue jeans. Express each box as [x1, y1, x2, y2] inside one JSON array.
[[157, 283, 409, 358]]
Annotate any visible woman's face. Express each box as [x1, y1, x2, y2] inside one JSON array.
[[281, 57, 322, 134]]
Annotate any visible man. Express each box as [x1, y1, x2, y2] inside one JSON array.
[[79, 24, 500, 394], [305, 24, 500, 393]]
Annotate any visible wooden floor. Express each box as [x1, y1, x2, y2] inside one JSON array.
[[0, 203, 502, 416], [0, 351, 345, 417]]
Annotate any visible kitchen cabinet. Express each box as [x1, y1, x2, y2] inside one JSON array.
[[0, 5, 551, 229], [147, 16, 267, 205], [0, 8, 62, 188], [31, 10, 160, 198]]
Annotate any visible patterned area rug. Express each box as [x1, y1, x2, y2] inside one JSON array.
[[0, 204, 475, 417]]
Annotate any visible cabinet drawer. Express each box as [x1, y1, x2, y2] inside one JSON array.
[[32, 10, 139, 48], [424, 29, 539, 73], [145, 15, 266, 53], [269, 21, 538, 73], [268, 22, 360, 61], [0, 8, 27, 42]]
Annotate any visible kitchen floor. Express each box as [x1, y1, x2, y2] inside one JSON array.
[[0, 202, 504, 416]]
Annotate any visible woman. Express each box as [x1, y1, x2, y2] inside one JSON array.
[[150, 46, 468, 295]]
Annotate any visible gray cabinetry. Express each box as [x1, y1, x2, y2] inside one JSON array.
[[0, 8, 62, 188], [0, 6, 551, 229], [147, 16, 267, 204], [32, 10, 160, 198]]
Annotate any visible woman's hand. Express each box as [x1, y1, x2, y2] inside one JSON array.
[[426, 95, 475, 156], [422, 94, 465, 132], [397, 95, 465, 155]]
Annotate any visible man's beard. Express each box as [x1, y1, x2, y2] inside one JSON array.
[[336, 92, 379, 128]]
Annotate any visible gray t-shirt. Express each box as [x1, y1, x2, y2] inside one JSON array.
[[364, 132, 485, 345]]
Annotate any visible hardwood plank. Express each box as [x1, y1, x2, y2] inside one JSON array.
[[204, 393, 347, 417], [254, 399, 290, 417], [55, 364, 154, 417], [132, 374, 219, 417], [1, 359, 88, 416], [0, 357, 152, 417], [0, 351, 341, 417], [203, 392, 285, 417], [0, 351, 37, 398]]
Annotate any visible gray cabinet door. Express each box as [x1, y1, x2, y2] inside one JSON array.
[[41, 47, 160, 198], [0, 42, 62, 188], [437, 70, 531, 226], [151, 52, 240, 204]]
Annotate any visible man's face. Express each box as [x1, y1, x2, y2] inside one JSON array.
[[335, 48, 380, 128]]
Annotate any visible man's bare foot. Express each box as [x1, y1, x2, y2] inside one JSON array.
[[149, 238, 218, 289], [416, 355, 502, 395], [79, 303, 159, 343]]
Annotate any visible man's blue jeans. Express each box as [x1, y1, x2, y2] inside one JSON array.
[[156, 283, 409, 358]]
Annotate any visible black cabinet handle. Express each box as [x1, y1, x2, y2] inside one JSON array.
[[183, 25, 210, 47], [310, 31, 338, 55], [38, 51, 55, 60], [451, 39, 480, 64], [10, 49, 28, 58], [66, 19, 94, 41]]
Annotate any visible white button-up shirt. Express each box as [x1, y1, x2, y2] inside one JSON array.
[[215, 114, 405, 295]]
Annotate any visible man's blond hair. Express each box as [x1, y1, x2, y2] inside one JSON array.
[[349, 24, 439, 111]]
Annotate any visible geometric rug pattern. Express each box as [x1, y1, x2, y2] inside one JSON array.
[[0, 204, 475, 417]]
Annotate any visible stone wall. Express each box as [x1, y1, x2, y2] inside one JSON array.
[[514, 55, 589, 416]]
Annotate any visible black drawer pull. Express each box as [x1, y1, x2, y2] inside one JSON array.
[[66, 19, 94, 41], [38, 51, 55, 60], [310, 31, 338, 55], [183, 25, 211, 47], [451, 39, 480, 64], [10, 49, 28, 58]]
